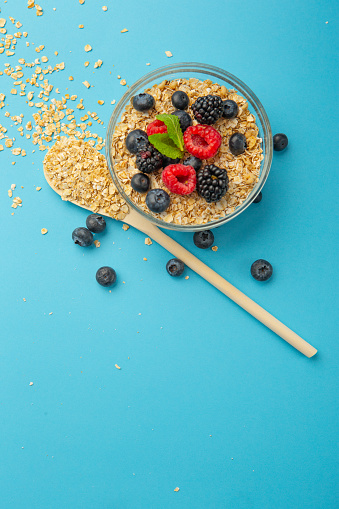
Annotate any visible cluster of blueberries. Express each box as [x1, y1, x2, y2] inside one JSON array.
[[72, 217, 273, 282]]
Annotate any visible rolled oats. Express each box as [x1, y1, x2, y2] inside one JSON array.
[[111, 79, 263, 226], [43, 137, 128, 220]]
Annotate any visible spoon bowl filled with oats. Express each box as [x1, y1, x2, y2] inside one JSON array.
[[106, 62, 273, 231]]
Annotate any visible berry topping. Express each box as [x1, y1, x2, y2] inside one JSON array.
[[196, 164, 229, 203], [191, 95, 223, 125], [136, 142, 163, 174], [166, 258, 185, 277], [193, 230, 214, 249], [250, 259, 273, 281], [253, 191, 262, 204], [171, 110, 192, 132], [131, 173, 150, 193], [273, 133, 288, 151], [162, 164, 196, 195], [184, 125, 222, 159], [162, 155, 181, 168], [229, 132, 247, 155], [147, 119, 167, 136], [146, 189, 170, 213], [86, 214, 106, 233], [171, 91, 189, 110], [132, 93, 155, 112], [96, 266, 117, 287], [183, 156, 202, 172], [72, 227, 93, 247], [222, 99, 239, 119], [125, 129, 148, 154]]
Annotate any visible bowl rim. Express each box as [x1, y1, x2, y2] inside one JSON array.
[[106, 62, 272, 231]]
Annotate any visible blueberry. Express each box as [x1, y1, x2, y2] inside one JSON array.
[[183, 156, 202, 172], [193, 230, 214, 249], [162, 155, 181, 168], [72, 227, 93, 247], [251, 259, 273, 281], [96, 266, 117, 287], [132, 93, 155, 112], [273, 133, 288, 151], [166, 258, 185, 277], [86, 214, 106, 233], [253, 191, 262, 204], [171, 91, 189, 110], [131, 173, 150, 193], [125, 129, 148, 154], [229, 132, 247, 156], [172, 110, 192, 132], [146, 189, 170, 213], [222, 100, 239, 119]]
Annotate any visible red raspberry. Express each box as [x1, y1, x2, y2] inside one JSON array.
[[183, 125, 222, 159], [147, 119, 167, 136], [162, 164, 196, 195]]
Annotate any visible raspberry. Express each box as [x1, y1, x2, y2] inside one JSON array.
[[147, 119, 167, 136], [162, 164, 196, 195], [184, 125, 222, 159]]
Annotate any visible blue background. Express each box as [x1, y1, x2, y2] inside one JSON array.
[[0, 1, 338, 508]]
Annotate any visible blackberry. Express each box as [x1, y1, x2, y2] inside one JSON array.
[[136, 142, 163, 174], [191, 95, 223, 125], [196, 165, 229, 203]]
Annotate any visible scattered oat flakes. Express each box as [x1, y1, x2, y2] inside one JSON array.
[[143, 257, 147, 261], [49, 312, 53, 315], [79, 24, 84, 29], [69, 76, 74, 81], [145, 237, 152, 245], [84, 61, 89, 67], [146, 63, 151, 66], [84, 44, 92, 52], [165, 51, 173, 57], [82, 80, 90, 88], [120, 79, 126, 86], [121, 28, 128, 33], [174, 487, 180, 492], [0, 19, 6, 27], [94, 59, 103, 68], [36, 186, 41, 191], [185, 276, 189, 279], [111, 99, 116, 105], [29, 382, 33, 386], [11, 184, 16, 190], [8, 189, 13, 197], [11, 88, 17, 95], [122, 224, 129, 231], [211, 246, 218, 252], [23, 298, 26, 302], [79, 0, 85, 4], [41, 228, 48, 234], [115, 364, 121, 370], [97, 100, 104, 105], [94, 240, 100, 248], [102, 6, 108, 11]]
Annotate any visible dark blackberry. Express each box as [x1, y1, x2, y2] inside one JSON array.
[[191, 95, 223, 125], [196, 164, 229, 203], [136, 143, 163, 174]]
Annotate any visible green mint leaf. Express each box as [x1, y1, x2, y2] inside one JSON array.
[[156, 113, 184, 151], [148, 133, 184, 159]]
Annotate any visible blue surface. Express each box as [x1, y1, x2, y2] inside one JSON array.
[[0, 1, 338, 508]]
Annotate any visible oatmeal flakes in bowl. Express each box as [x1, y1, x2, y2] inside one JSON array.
[[106, 63, 272, 231]]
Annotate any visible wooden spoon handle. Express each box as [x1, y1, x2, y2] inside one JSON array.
[[127, 214, 317, 358]]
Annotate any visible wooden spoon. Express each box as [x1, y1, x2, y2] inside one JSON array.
[[44, 164, 317, 358]]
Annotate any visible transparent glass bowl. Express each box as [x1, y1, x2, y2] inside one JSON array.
[[106, 62, 272, 231]]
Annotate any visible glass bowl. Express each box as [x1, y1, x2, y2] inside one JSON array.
[[106, 62, 272, 231]]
